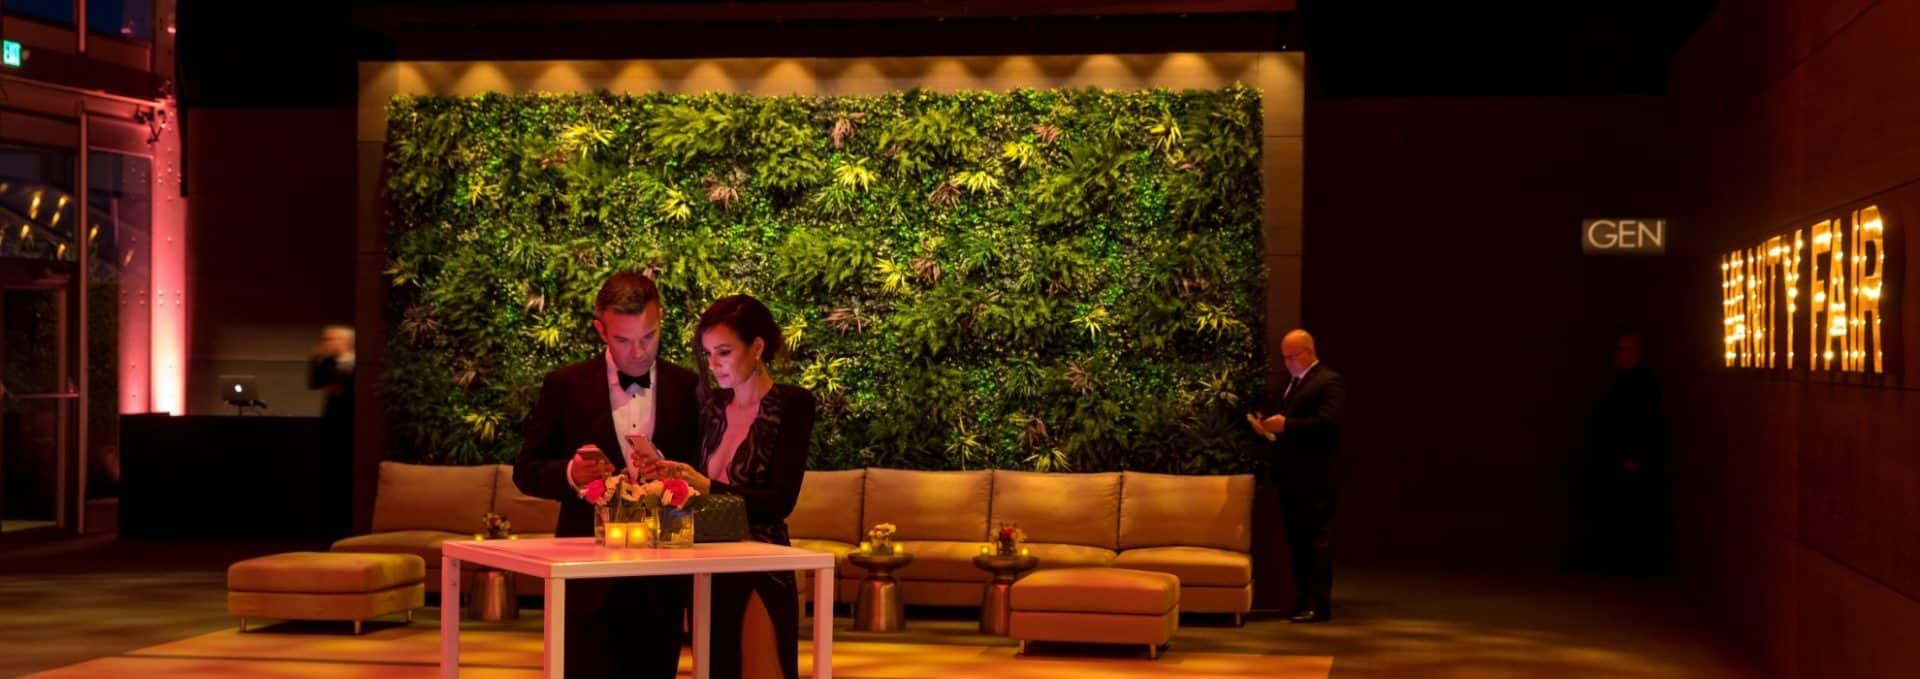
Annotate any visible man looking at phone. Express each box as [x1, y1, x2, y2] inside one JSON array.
[[514, 271, 702, 679], [1247, 328, 1346, 624]]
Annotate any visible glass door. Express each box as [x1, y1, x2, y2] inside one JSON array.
[[1, 279, 77, 537]]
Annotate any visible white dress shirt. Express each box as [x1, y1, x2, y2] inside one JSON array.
[[604, 349, 657, 465]]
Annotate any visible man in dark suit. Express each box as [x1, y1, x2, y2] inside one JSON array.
[[1250, 328, 1347, 623], [514, 271, 701, 679]]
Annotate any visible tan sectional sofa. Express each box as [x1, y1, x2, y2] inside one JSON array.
[[789, 468, 1255, 618], [330, 461, 560, 597], [335, 462, 1253, 616]]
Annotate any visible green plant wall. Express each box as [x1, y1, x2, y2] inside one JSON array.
[[383, 85, 1267, 474]]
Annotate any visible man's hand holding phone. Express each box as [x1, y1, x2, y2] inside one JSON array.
[[569, 444, 614, 487]]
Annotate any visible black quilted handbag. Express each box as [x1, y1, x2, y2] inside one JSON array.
[[687, 493, 749, 543]]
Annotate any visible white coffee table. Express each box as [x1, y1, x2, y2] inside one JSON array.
[[441, 537, 835, 679]]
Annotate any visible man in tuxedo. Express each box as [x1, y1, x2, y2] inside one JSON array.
[[1249, 329, 1347, 623], [515, 271, 701, 679]]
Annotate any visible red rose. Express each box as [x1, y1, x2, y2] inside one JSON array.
[[584, 479, 607, 505], [661, 478, 692, 508]]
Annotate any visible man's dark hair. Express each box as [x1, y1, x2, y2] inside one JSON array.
[[595, 272, 661, 317]]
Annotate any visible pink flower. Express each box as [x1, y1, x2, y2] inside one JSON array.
[[584, 479, 607, 505], [661, 478, 692, 508]]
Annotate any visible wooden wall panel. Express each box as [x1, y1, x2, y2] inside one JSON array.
[[1666, 0, 1920, 675]]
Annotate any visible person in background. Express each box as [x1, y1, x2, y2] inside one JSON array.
[[644, 294, 816, 679], [1248, 328, 1347, 623], [1570, 331, 1669, 575], [514, 272, 703, 679], [308, 325, 355, 426]]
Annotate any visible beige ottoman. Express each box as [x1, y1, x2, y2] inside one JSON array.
[[228, 552, 426, 634], [1008, 567, 1180, 659]]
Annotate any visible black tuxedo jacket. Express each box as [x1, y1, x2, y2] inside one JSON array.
[[1264, 364, 1347, 489], [513, 357, 703, 537]]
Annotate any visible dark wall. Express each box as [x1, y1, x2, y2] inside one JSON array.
[[184, 107, 356, 415], [1303, 96, 1673, 564], [1661, 0, 1920, 676]]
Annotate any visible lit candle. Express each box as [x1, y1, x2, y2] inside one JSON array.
[[896, 543, 907, 556], [859, 541, 871, 554], [979, 544, 990, 555], [607, 524, 628, 547], [1020, 546, 1030, 558]]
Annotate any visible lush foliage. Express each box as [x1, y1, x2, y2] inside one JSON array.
[[383, 86, 1267, 474]]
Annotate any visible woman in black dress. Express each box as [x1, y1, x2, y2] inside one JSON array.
[[643, 294, 815, 679]]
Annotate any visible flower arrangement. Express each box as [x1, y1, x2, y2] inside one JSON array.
[[865, 522, 898, 555], [481, 512, 512, 540], [993, 522, 1027, 556], [586, 474, 700, 521]]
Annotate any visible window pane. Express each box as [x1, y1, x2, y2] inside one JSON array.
[[7, 0, 76, 27], [0, 145, 79, 263], [87, 0, 152, 42]]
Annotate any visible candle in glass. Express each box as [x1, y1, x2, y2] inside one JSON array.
[[607, 524, 628, 547], [859, 541, 871, 554]]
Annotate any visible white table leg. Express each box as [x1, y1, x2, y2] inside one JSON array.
[[693, 573, 711, 679], [440, 556, 460, 679], [545, 578, 566, 679], [813, 566, 834, 679]]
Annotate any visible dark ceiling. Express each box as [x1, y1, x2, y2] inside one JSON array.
[[177, 1, 1716, 107]]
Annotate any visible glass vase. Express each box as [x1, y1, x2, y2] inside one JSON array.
[[594, 505, 611, 546], [657, 506, 696, 548]]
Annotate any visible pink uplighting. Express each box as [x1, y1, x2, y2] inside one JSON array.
[[149, 103, 187, 415]]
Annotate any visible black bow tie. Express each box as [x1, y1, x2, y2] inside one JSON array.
[[618, 371, 650, 391]]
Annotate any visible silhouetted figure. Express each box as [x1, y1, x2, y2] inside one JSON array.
[[1570, 332, 1670, 575], [308, 325, 355, 450]]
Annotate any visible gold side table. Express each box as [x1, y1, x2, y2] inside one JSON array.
[[848, 551, 914, 632], [971, 553, 1038, 635]]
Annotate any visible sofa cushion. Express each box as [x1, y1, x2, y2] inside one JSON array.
[[862, 468, 991, 542], [331, 530, 469, 565], [790, 469, 867, 544], [1112, 546, 1252, 587], [988, 471, 1121, 550], [228, 552, 424, 594], [1010, 567, 1179, 615], [490, 465, 561, 533], [370, 461, 498, 534], [1021, 543, 1118, 570], [1117, 471, 1254, 552]]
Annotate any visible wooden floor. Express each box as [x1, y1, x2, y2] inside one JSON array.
[[2, 540, 1768, 678], [24, 612, 1335, 678]]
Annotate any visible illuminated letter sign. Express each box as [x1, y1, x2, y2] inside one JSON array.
[[1584, 219, 1666, 254], [1722, 208, 1890, 373]]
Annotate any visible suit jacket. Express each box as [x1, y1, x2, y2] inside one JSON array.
[[513, 356, 703, 537], [1264, 364, 1347, 489]]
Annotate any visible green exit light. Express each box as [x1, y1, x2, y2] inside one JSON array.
[[2, 41, 21, 68]]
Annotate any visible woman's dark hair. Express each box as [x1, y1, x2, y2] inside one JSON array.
[[696, 294, 783, 363]]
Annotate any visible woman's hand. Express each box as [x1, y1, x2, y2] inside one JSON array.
[[643, 459, 712, 494]]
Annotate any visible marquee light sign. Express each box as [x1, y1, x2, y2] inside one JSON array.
[[1721, 205, 1887, 373]]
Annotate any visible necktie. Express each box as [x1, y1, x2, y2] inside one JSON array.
[[618, 371, 650, 391]]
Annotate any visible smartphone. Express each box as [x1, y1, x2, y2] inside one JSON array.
[[575, 444, 612, 468], [625, 434, 660, 457]]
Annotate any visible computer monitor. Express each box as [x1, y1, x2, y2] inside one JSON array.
[[217, 374, 261, 408]]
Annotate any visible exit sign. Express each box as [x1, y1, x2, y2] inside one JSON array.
[[2, 41, 21, 68]]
